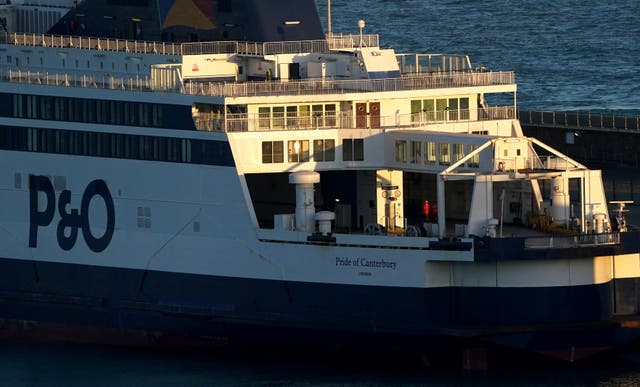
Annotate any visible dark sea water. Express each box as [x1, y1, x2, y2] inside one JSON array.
[[2, 340, 640, 386], [318, 0, 640, 115], [2, 1, 640, 385]]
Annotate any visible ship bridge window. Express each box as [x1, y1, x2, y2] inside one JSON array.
[[395, 140, 407, 162], [288, 140, 309, 162], [343, 138, 364, 161], [313, 139, 335, 162], [262, 141, 284, 163]]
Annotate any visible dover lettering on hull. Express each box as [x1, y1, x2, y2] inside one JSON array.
[[335, 257, 397, 270]]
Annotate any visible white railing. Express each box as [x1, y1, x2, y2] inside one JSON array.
[[0, 32, 381, 57], [326, 33, 379, 49], [193, 106, 516, 132], [396, 53, 473, 74], [3, 68, 153, 92], [1, 32, 182, 55], [184, 71, 515, 98]]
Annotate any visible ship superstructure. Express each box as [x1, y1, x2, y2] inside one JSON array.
[[0, 4, 639, 363]]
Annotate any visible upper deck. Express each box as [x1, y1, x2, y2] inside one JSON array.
[[0, 32, 516, 101]]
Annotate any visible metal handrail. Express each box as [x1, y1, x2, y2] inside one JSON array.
[[184, 71, 515, 98], [0, 67, 514, 98], [193, 106, 516, 132], [0, 31, 381, 57], [518, 109, 640, 131]]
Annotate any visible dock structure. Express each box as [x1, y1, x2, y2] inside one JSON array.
[[519, 109, 640, 168]]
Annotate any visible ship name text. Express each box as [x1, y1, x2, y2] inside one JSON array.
[[335, 257, 397, 270]]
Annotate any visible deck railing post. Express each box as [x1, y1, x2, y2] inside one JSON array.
[[612, 113, 616, 129]]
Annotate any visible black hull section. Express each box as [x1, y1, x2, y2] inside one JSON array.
[[1, 256, 639, 359]]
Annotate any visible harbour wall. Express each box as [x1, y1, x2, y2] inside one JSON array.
[[519, 110, 640, 224]]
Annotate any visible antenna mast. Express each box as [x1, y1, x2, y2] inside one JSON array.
[[327, 0, 332, 36]]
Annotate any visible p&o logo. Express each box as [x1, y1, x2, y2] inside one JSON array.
[[29, 175, 115, 253]]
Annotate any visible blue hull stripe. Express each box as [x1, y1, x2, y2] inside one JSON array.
[[1, 256, 639, 351]]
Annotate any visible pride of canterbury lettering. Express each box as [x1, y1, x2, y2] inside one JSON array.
[[29, 175, 115, 252]]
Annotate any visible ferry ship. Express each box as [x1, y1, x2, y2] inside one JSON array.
[[1, 0, 639, 363]]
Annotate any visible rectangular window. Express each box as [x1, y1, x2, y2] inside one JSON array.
[[13, 94, 23, 118], [343, 139, 353, 161], [262, 141, 284, 163], [423, 100, 435, 118], [395, 140, 407, 162], [436, 99, 447, 121], [43, 96, 53, 120], [410, 141, 421, 164], [26, 95, 37, 119], [273, 141, 284, 162], [425, 141, 436, 165], [453, 143, 465, 162], [353, 139, 364, 161], [139, 103, 149, 126], [312, 105, 323, 127], [460, 97, 469, 120], [313, 139, 335, 162], [288, 140, 309, 162], [299, 105, 311, 127], [258, 107, 270, 129], [448, 98, 459, 121], [466, 144, 479, 168], [410, 100, 421, 123], [325, 104, 336, 127], [439, 143, 450, 165], [286, 106, 297, 128], [152, 104, 162, 127], [181, 139, 191, 162], [272, 107, 285, 129], [27, 128, 37, 151]]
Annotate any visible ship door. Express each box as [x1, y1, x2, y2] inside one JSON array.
[[355, 102, 381, 128], [356, 103, 367, 128], [289, 63, 301, 80], [369, 102, 380, 128]]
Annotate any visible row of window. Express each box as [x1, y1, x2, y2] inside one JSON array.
[[0, 126, 234, 166], [395, 140, 479, 168], [261, 138, 364, 164], [258, 104, 338, 129], [4, 55, 144, 73], [6, 93, 167, 128], [410, 97, 470, 121]]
